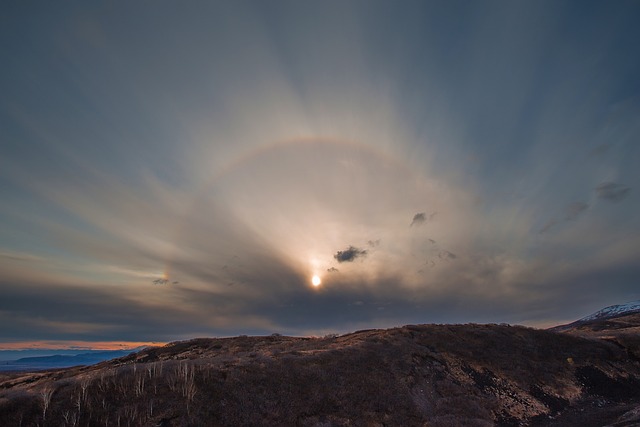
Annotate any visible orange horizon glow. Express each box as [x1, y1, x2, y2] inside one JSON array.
[[0, 340, 166, 351]]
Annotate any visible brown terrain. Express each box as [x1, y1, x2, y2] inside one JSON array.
[[1, 313, 640, 426]]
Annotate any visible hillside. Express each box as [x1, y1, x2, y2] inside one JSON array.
[[1, 322, 640, 426], [550, 310, 640, 365], [552, 311, 640, 337], [580, 302, 640, 321]]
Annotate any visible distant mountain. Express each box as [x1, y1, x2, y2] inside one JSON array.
[[579, 301, 640, 322], [0, 349, 101, 362], [551, 300, 640, 334], [1, 317, 640, 426], [0, 349, 139, 371]]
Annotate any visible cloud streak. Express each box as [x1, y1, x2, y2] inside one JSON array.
[[564, 202, 589, 221], [334, 246, 368, 263], [595, 182, 631, 202]]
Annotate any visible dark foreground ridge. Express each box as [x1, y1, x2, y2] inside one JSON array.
[[1, 319, 640, 426]]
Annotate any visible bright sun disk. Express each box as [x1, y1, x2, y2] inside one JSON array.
[[311, 275, 321, 287]]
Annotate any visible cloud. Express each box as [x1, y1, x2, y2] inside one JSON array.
[[1, 1, 639, 343], [367, 239, 381, 247], [333, 246, 368, 263], [564, 202, 589, 220], [595, 182, 631, 202], [410, 212, 426, 227], [539, 219, 558, 234], [410, 212, 437, 227], [540, 201, 588, 234], [152, 279, 179, 285], [438, 250, 457, 260]]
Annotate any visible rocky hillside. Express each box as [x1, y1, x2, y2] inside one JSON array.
[[1, 322, 640, 426]]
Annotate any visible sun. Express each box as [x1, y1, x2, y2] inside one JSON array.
[[311, 275, 321, 287]]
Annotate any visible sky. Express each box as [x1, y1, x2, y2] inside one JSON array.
[[1, 1, 639, 350]]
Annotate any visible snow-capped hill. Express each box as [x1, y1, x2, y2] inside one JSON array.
[[579, 300, 640, 322]]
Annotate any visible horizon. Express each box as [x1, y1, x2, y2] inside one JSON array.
[[2, 1, 639, 349], [2, 298, 636, 352], [0, 340, 164, 353]]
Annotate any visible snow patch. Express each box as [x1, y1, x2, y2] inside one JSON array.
[[579, 301, 640, 322]]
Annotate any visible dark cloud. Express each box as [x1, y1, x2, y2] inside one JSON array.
[[410, 212, 426, 226], [367, 239, 381, 247], [0, 279, 199, 342], [409, 212, 438, 227], [333, 246, 368, 263], [152, 278, 179, 285], [428, 239, 436, 244], [539, 219, 557, 234], [539, 201, 588, 234], [564, 202, 589, 220], [528, 260, 640, 321], [595, 182, 631, 202], [411, 211, 437, 227], [327, 267, 339, 273]]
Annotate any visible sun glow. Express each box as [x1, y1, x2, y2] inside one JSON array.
[[311, 275, 321, 287]]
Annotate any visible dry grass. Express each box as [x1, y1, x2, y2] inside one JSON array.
[[1, 321, 639, 426]]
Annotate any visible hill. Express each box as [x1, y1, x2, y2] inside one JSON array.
[[550, 301, 640, 363], [1, 320, 640, 426], [579, 301, 640, 321]]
